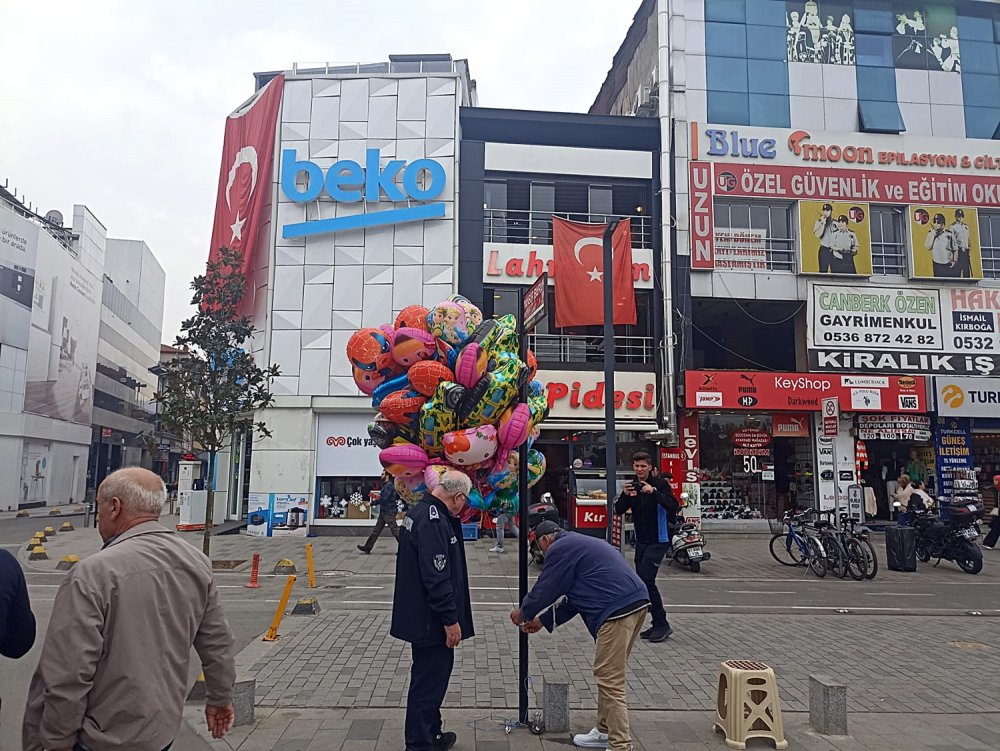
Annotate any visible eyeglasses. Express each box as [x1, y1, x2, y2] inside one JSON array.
[[456, 492, 469, 505]]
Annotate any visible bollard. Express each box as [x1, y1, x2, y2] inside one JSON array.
[[44, 526, 56, 537], [27, 534, 45, 551], [542, 675, 571, 733], [48, 507, 62, 515], [272, 558, 296, 575], [29, 545, 48, 561], [306, 543, 316, 588], [262, 575, 296, 641], [291, 597, 321, 615], [233, 679, 256, 726], [245, 553, 261, 589], [60, 521, 75, 532], [16, 510, 30, 518], [56, 555, 80, 571], [809, 675, 848, 736]]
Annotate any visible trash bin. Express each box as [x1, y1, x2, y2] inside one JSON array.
[[885, 526, 917, 572]]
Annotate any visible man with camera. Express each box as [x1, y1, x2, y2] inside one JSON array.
[[613, 451, 679, 643]]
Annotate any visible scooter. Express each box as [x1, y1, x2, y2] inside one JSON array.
[[670, 492, 710, 573], [526, 494, 560, 566]]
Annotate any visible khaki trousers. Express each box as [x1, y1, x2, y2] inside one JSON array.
[[594, 608, 648, 751]]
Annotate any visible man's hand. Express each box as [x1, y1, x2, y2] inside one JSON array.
[[639, 482, 654, 494], [521, 617, 543, 634], [206, 703, 235, 739], [444, 622, 462, 648], [510, 608, 524, 626]]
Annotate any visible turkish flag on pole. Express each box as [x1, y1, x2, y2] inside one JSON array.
[[208, 74, 285, 284], [552, 216, 636, 328]]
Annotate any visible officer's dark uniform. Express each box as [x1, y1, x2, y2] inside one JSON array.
[[390, 492, 474, 751]]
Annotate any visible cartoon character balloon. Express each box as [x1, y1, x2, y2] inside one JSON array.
[[346, 295, 547, 512]]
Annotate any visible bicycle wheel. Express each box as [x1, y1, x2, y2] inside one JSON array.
[[769, 532, 806, 566], [825, 536, 849, 578], [860, 537, 878, 579], [844, 538, 868, 581], [806, 537, 827, 578]]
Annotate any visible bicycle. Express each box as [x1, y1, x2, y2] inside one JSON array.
[[814, 510, 868, 580], [840, 513, 879, 580], [769, 511, 828, 578]]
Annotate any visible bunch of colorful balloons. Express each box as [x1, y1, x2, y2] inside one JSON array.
[[346, 295, 548, 515]]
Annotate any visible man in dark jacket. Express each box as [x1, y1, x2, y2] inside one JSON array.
[[614, 451, 678, 643], [1, 548, 36, 715], [390, 470, 474, 751], [511, 523, 648, 751], [358, 472, 401, 553]]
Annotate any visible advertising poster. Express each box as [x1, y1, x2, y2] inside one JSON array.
[[23, 235, 101, 425], [714, 228, 767, 270], [892, 4, 960, 73], [786, 2, 855, 66], [270, 493, 310, 537], [908, 206, 982, 280], [19, 441, 50, 505], [799, 201, 872, 276], [0, 209, 38, 351], [934, 417, 973, 497], [808, 284, 1000, 375], [246, 492, 271, 537]]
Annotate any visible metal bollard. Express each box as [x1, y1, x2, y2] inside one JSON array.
[[246, 553, 261, 588], [306, 543, 316, 588], [262, 575, 296, 641]]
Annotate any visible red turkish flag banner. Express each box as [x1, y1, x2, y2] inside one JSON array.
[[208, 74, 285, 283], [552, 216, 637, 328]]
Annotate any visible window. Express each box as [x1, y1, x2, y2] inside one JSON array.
[[979, 211, 1000, 279], [870, 206, 906, 276], [588, 185, 612, 218], [858, 100, 905, 133], [713, 199, 794, 272], [855, 34, 893, 67], [964, 107, 1000, 140], [530, 182, 555, 243]]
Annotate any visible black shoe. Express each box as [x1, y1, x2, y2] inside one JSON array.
[[357, 545, 371, 554], [647, 626, 673, 643], [639, 627, 655, 640], [434, 732, 457, 750]]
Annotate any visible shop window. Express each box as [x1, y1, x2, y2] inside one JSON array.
[[978, 211, 1000, 279], [712, 199, 795, 272], [870, 206, 907, 276], [316, 476, 383, 521]]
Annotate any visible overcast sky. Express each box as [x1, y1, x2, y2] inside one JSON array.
[[0, 0, 639, 341]]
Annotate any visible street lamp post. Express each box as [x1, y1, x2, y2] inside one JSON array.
[[602, 219, 621, 541]]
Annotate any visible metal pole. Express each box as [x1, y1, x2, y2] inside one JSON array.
[[603, 219, 621, 542], [516, 286, 530, 724]]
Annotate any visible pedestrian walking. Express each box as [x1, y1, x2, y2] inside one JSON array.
[[358, 472, 402, 553], [511, 522, 649, 751], [390, 470, 474, 751], [22, 468, 236, 751], [1, 548, 36, 717], [613, 451, 678, 642], [490, 509, 519, 553]]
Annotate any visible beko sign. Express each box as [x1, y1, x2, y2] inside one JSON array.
[[280, 148, 446, 238]]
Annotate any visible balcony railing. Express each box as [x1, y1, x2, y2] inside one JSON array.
[[484, 210, 653, 249], [528, 334, 655, 366]]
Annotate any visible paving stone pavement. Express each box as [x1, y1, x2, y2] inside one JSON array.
[[243, 609, 1000, 715], [180, 706, 1000, 751]]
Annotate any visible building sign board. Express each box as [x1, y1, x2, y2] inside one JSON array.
[[685, 370, 926, 412], [483, 243, 653, 289], [539, 370, 656, 422]]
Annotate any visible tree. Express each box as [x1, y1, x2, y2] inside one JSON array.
[[154, 246, 280, 555]]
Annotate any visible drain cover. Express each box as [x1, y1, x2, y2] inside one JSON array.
[[320, 570, 355, 578]]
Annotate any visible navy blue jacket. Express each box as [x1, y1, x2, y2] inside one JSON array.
[[390, 494, 474, 646], [614, 476, 678, 544], [378, 482, 400, 517], [0, 549, 36, 659], [520, 531, 648, 639]]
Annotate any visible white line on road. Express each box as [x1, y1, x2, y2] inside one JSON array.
[[726, 590, 796, 595], [864, 593, 935, 597], [345, 586, 383, 589]]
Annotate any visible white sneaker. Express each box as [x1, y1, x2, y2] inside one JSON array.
[[489, 545, 505, 553], [572, 727, 609, 748]]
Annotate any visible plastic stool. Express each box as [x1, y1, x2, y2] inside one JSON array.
[[714, 660, 788, 750]]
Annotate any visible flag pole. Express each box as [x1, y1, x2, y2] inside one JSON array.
[[603, 219, 621, 543], [516, 285, 530, 725]]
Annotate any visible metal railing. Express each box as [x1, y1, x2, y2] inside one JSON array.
[[484, 210, 653, 249], [291, 60, 459, 76], [527, 334, 655, 365]]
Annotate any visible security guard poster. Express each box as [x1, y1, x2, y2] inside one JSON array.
[[908, 205, 983, 280], [799, 201, 873, 276]]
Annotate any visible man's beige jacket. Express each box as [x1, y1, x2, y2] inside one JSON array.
[[23, 522, 235, 751]]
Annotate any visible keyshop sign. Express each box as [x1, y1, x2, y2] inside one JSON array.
[[685, 370, 926, 412], [809, 284, 1000, 376]]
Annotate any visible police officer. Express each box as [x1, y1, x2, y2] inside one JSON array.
[[390, 471, 474, 751]]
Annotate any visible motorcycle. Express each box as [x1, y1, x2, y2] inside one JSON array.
[[526, 494, 561, 566], [908, 500, 984, 575], [670, 492, 710, 573]]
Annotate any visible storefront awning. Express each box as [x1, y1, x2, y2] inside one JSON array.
[[540, 420, 659, 433]]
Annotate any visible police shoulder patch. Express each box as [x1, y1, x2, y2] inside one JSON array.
[[402, 517, 414, 531], [433, 553, 447, 571], [429, 505, 439, 521]]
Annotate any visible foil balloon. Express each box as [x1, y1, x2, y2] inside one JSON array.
[[395, 475, 427, 504], [443, 425, 499, 468], [497, 403, 531, 451], [427, 301, 469, 347], [450, 294, 484, 331], [390, 327, 436, 368], [367, 413, 399, 449], [379, 442, 429, 478], [395, 305, 430, 332], [408, 360, 455, 397], [418, 381, 466, 454], [453, 341, 490, 389], [380, 389, 426, 426], [458, 352, 524, 426], [423, 464, 450, 491], [372, 372, 411, 407]]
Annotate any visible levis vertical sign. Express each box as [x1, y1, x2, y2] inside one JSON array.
[[690, 161, 714, 269]]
